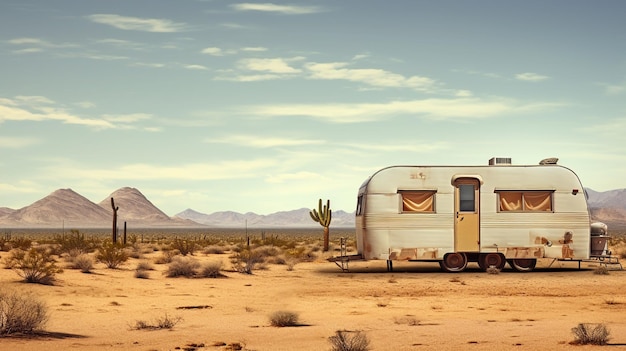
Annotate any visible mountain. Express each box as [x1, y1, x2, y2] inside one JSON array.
[[587, 188, 626, 229], [98, 187, 173, 226], [1, 188, 110, 227], [174, 208, 356, 228]]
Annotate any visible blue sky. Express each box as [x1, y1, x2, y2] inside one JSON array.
[[1, 0, 625, 216]]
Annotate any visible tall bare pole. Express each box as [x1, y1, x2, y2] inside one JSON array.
[[111, 198, 119, 244]]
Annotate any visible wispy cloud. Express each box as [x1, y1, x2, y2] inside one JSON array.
[[132, 62, 166, 68], [238, 57, 302, 73], [8, 37, 78, 48], [201, 47, 224, 56], [0, 96, 155, 129], [245, 98, 553, 123], [0, 137, 40, 149], [515, 72, 549, 82], [183, 64, 209, 70], [232, 3, 323, 14], [87, 14, 188, 32], [305, 62, 437, 91], [582, 117, 626, 135], [206, 134, 325, 148], [241, 47, 268, 52]]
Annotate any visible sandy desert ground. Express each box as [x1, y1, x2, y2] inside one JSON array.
[[1, 241, 626, 351]]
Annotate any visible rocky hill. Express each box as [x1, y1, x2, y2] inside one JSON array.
[[174, 208, 355, 228]]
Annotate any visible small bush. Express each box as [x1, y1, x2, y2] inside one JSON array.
[[231, 248, 264, 274], [571, 323, 610, 345], [0, 287, 49, 335], [132, 313, 182, 330], [154, 249, 176, 264], [70, 254, 94, 273], [594, 266, 610, 275], [97, 241, 129, 269], [170, 238, 196, 256], [486, 266, 500, 274], [55, 230, 94, 255], [269, 310, 300, 327], [198, 261, 224, 278], [134, 269, 150, 279], [202, 245, 225, 255], [136, 261, 154, 271], [329, 330, 371, 351], [5, 247, 62, 285], [165, 256, 200, 278]]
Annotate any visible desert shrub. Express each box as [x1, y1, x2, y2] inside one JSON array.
[[165, 256, 200, 278], [486, 266, 500, 274], [132, 313, 182, 330], [0, 287, 49, 335], [97, 241, 129, 269], [136, 261, 154, 271], [5, 247, 62, 285], [69, 254, 94, 273], [571, 323, 610, 345], [231, 248, 264, 274], [154, 249, 176, 264], [55, 230, 95, 255], [170, 238, 196, 256], [328, 330, 371, 351], [202, 245, 225, 255], [198, 260, 224, 278], [269, 310, 300, 327], [134, 269, 150, 279], [8, 237, 32, 251], [594, 266, 610, 275]]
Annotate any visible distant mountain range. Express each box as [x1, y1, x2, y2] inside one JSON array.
[[0, 187, 624, 229], [0, 187, 355, 229]]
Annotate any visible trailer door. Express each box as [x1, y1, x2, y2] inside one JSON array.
[[453, 177, 480, 251]]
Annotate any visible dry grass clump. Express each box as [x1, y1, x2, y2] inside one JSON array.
[[269, 310, 300, 327], [131, 313, 182, 330], [328, 330, 371, 351], [230, 248, 265, 274], [4, 247, 63, 285], [0, 287, 49, 335], [96, 241, 129, 269], [170, 238, 196, 256], [55, 230, 94, 256], [594, 266, 610, 275], [486, 266, 501, 274], [68, 254, 94, 273], [571, 323, 610, 345], [165, 256, 201, 278], [198, 260, 225, 278], [202, 245, 226, 255], [154, 249, 177, 264]]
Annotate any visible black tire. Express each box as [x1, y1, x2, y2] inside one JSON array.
[[509, 258, 536, 272], [441, 253, 468, 272], [480, 253, 506, 271]]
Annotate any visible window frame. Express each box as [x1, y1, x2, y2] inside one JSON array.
[[495, 190, 555, 213], [398, 190, 437, 213]]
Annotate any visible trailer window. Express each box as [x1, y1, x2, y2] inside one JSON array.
[[498, 191, 553, 212], [399, 191, 435, 213], [356, 195, 364, 216]]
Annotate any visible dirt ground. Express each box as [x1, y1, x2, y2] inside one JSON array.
[[1, 251, 625, 351]]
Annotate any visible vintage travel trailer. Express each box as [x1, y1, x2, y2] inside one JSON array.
[[352, 157, 611, 272]]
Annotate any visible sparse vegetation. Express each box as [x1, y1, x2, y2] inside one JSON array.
[[131, 313, 182, 330], [269, 310, 300, 327], [170, 238, 196, 256], [0, 287, 49, 335], [571, 323, 610, 345], [328, 330, 371, 351], [69, 254, 94, 273], [96, 241, 129, 269], [594, 266, 610, 275], [55, 230, 95, 256], [231, 248, 265, 274], [165, 256, 200, 277], [486, 266, 501, 274], [198, 260, 224, 278], [4, 247, 62, 285]]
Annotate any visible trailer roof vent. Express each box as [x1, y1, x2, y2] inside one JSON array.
[[539, 157, 559, 165], [489, 157, 511, 166]]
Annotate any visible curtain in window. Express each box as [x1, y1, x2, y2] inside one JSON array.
[[402, 192, 434, 212], [499, 192, 522, 211], [524, 192, 552, 211]]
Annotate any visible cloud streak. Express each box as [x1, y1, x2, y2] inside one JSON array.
[[87, 14, 188, 32], [232, 3, 323, 14]]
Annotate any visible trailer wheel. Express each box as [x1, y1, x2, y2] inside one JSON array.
[[509, 258, 536, 272], [441, 253, 468, 272], [479, 253, 506, 271]]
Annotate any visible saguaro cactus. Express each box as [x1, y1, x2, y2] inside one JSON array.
[[310, 199, 332, 251], [111, 198, 119, 244]]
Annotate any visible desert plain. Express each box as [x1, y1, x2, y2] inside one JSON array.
[[1, 229, 626, 351]]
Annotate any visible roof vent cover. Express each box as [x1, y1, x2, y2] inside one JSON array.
[[489, 157, 512, 165], [539, 157, 559, 165]]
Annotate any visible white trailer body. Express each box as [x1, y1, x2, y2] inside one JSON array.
[[354, 158, 604, 272]]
